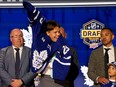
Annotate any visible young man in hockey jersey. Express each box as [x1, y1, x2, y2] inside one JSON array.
[[23, 1, 71, 87]]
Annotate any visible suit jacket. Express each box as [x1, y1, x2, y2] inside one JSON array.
[[0, 46, 37, 87], [88, 46, 116, 87]]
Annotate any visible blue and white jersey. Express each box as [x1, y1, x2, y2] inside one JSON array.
[[101, 80, 116, 87], [23, 1, 71, 80]]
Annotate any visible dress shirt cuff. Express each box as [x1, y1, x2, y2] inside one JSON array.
[[96, 76, 100, 83]]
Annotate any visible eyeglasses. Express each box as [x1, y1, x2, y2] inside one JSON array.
[[11, 35, 23, 38]]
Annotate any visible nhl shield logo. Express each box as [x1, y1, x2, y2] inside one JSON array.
[[80, 19, 104, 49]]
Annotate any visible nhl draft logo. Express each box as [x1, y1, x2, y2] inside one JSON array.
[[80, 19, 104, 49]]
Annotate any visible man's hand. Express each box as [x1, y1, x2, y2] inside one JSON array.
[[11, 79, 23, 87], [97, 77, 109, 84]]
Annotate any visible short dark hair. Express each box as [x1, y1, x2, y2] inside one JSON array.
[[46, 20, 60, 32], [101, 27, 114, 34]]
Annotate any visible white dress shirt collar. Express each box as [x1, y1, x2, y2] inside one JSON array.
[[12, 45, 23, 50], [103, 45, 114, 50]]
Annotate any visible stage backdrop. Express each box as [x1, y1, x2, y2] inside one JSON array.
[[1, 4, 116, 87]]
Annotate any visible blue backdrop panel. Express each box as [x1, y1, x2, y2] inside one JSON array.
[[0, 6, 116, 87]]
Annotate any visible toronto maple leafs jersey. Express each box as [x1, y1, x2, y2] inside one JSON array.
[[101, 80, 116, 87], [23, 1, 71, 80]]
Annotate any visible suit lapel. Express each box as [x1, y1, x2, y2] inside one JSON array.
[[7, 47, 16, 77], [99, 46, 106, 76], [9, 47, 15, 66], [99, 46, 104, 66], [114, 47, 116, 61]]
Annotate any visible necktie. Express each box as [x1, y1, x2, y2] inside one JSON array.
[[104, 48, 110, 78], [15, 48, 20, 78]]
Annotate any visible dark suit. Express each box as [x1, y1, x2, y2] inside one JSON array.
[[0, 46, 36, 87], [63, 47, 79, 87], [88, 46, 116, 87]]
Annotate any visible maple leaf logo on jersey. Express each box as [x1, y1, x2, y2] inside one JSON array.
[[32, 50, 48, 70], [21, 25, 32, 48], [81, 66, 94, 86]]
